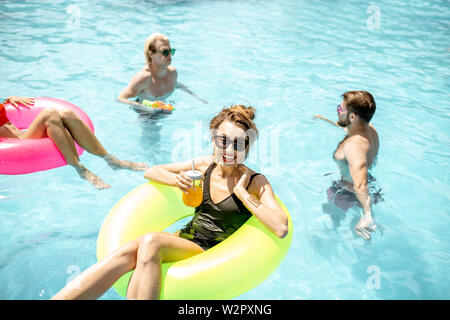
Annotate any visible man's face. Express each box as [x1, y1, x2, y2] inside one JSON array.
[[337, 102, 351, 127], [150, 40, 173, 67]]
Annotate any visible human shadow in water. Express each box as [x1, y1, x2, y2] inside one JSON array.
[[131, 106, 173, 165]]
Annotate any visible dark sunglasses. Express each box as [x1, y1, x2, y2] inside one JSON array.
[[153, 48, 176, 57], [213, 135, 249, 151]]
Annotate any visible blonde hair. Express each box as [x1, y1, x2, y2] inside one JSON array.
[[144, 33, 169, 65]]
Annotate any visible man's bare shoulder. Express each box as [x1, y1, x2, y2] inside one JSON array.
[[135, 68, 152, 81], [368, 124, 379, 141], [343, 135, 371, 155], [128, 68, 152, 89], [167, 66, 178, 81]]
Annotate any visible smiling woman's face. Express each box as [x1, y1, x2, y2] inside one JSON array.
[[211, 120, 249, 166]]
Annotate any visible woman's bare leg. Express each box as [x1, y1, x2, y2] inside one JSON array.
[[51, 240, 139, 300], [126, 232, 204, 300], [56, 109, 108, 157], [22, 109, 110, 189], [57, 109, 148, 171], [103, 153, 149, 171], [23, 109, 79, 164], [52, 233, 203, 300]]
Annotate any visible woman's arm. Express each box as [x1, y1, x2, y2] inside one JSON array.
[[234, 167, 288, 238], [144, 156, 212, 193], [144, 160, 190, 187]]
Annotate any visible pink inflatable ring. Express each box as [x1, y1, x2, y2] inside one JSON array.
[[0, 97, 95, 175]]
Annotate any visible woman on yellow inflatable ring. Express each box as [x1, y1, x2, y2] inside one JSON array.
[[52, 104, 289, 300]]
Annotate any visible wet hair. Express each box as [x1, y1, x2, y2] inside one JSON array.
[[144, 33, 169, 65], [210, 105, 258, 136], [342, 90, 376, 123]]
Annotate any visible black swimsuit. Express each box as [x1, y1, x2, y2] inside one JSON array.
[[179, 162, 261, 250]]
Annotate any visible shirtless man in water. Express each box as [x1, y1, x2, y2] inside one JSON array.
[[315, 91, 379, 240], [117, 33, 206, 110]]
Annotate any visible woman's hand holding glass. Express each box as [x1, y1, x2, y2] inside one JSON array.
[[175, 171, 192, 194]]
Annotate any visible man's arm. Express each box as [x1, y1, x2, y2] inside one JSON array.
[[117, 72, 148, 107], [176, 82, 208, 104], [344, 140, 376, 240], [314, 115, 348, 132]]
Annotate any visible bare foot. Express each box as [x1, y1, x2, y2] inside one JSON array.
[[103, 154, 149, 171], [74, 164, 111, 189]]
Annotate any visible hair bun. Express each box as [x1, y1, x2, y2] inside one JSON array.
[[230, 105, 256, 121]]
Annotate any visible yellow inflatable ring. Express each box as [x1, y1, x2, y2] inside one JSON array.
[[97, 181, 293, 299]]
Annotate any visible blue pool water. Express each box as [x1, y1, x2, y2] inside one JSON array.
[[1, 0, 449, 299]]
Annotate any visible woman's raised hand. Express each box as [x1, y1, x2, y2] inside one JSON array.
[[234, 165, 252, 200]]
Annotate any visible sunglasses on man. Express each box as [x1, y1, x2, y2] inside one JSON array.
[[152, 48, 176, 57]]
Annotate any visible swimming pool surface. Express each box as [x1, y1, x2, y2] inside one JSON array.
[[1, 0, 449, 299]]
